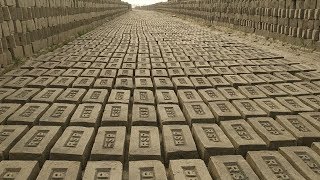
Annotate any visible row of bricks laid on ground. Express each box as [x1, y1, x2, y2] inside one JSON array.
[[0, 0, 131, 67], [0, 114, 320, 164], [144, 0, 320, 45], [1, 143, 320, 179]]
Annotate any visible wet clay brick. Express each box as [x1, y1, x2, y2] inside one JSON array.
[[246, 151, 305, 180], [276, 115, 320, 146], [69, 103, 102, 128], [0, 125, 28, 160], [224, 75, 248, 87], [39, 104, 75, 128], [156, 90, 179, 104], [36, 161, 81, 180], [240, 74, 266, 85], [198, 88, 226, 103], [177, 89, 203, 104], [4, 88, 40, 103], [247, 117, 297, 150], [153, 77, 174, 89], [4, 77, 34, 88], [83, 161, 123, 180], [312, 142, 320, 155], [207, 76, 230, 87], [129, 126, 161, 161], [276, 83, 310, 96], [190, 77, 212, 89], [114, 78, 134, 90], [168, 159, 212, 180], [56, 88, 87, 104], [62, 69, 83, 77], [132, 104, 157, 126], [208, 101, 242, 122], [90, 127, 126, 162], [182, 102, 215, 125], [0, 88, 15, 101], [49, 77, 75, 88], [72, 77, 95, 89], [162, 125, 198, 164], [133, 89, 155, 105], [172, 77, 194, 90], [276, 96, 314, 113], [238, 86, 267, 99], [0, 160, 39, 180], [0, 103, 21, 124], [93, 78, 114, 90], [135, 78, 154, 90], [295, 81, 320, 94], [27, 76, 55, 88], [157, 104, 187, 126], [233, 100, 268, 119], [299, 112, 320, 131], [220, 120, 267, 156], [208, 155, 259, 180], [0, 77, 12, 87], [31, 88, 63, 104], [129, 160, 167, 180], [7, 103, 49, 126], [108, 89, 130, 104], [279, 146, 320, 180], [101, 104, 129, 127], [218, 87, 246, 101], [192, 123, 234, 162], [298, 95, 320, 111], [50, 126, 95, 168], [82, 89, 109, 105], [254, 98, 291, 117], [9, 126, 62, 166], [256, 84, 288, 97]]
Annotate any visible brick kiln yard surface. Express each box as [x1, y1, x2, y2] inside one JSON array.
[[0, 10, 320, 180]]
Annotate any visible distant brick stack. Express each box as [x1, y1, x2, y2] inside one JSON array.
[[143, 0, 320, 50], [0, 0, 131, 67]]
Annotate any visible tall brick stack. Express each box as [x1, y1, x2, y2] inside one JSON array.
[[0, 0, 131, 67], [143, 0, 320, 50]]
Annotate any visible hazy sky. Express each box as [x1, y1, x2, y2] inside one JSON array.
[[122, 0, 167, 6]]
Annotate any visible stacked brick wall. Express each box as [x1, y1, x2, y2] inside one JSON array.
[[0, 0, 131, 67], [142, 0, 320, 50]]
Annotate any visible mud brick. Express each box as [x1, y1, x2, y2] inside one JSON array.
[[163, 125, 198, 163], [230, 66, 251, 74], [50, 126, 95, 168], [240, 74, 266, 85], [177, 90, 202, 105], [83, 161, 123, 180], [247, 117, 297, 149], [108, 89, 130, 104], [135, 69, 151, 77], [214, 67, 234, 75], [312, 142, 320, 155], [218, 87, 246, 101], [258, 74, 284, 83], [90, 127, 126, 162], [4, 88, 39, 103], [4, 77, 34, 88], [276, 96, 314, 113], [129, 160, 167, 180], [210, 61, 225, 67], [9, 126, 61, 165], [198, 68, 218, 76], [279, 146, 320, 179], [192, 123, 234, 162], [184, 68, 202, 77], [254, 98, 291, 117], [102, 104, 129, 127], [151, 69, 168, 77], [157, 104, 186, 126], [299, 112, 320, 131], [238, 86, 267, 99], [69, 103, 102, 128], [246, 66, 267, 73], [156, 90, 178, 104], [93, 78, 114, 90], [133, 89, 154, 105], [233, 100, 268, 119], [82, 89, 109, 105], [7, 103, 49, 126], [298, 95, 320, 111], [0, 125, 28, 160], [39, 103, 76, 128], [292, 64, 316, 71], [73, 62, 91, 69], [81, 69, 100, 77], [220, 120, 267, 156], [73, 77, 95, 89], [117, 69, 134, 77], [43, 69, 66, 77], [1, 103, 19, 123], [276, 83, 310, 96], [182, 102, 215, 125], [274, 72, 301, 82], [256, 84, 288, 97], [154, 77, 174, 89], [0, 77, 12, 87], [168, 159, 212, 180], [132, 104, 157, 126], [189, 77, 212, 89], [180, 62, 194, 68], [4, 69, 29, 77], [39, 62, 59, 69], [36, 161, 81, 180], [31, 88, 63, 104], [114, 78, 134, 90], [198, 88, 226, 103], [224, 75, 248, 87], [57, 88, 86, 104], [246, 151, 305, 180], [49, 77, 75, 88], [295, 82, 320, 94], [100, 69, 117, 78], [208, 101, 241, 121], [129, 126, 161, 161], [27, 76, 55, 88], [62, 69, 83, 77], [172, 77, 194, 90], [0, 160, 39, 180], [23, 69, 47, 77], [56, 61, 76, 69], [90, 62, 106, 69], [0, 89, 15, 102], [135, 78, 153, 90], [208, 155, 259, 180], [276, 115, 320, 146], [295, 71, 320, 81]]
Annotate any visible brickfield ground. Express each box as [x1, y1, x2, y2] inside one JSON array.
[[1, 10, 320, 179]]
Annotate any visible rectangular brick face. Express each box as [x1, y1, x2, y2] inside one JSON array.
[[129, 160, 167, 180], [169, 159, 212, 180], [36, 161, 81, 180], [102, 104, 129, 127], [39, 103, 76, 128], [0, 160, 39, 180], [83, 161, 123, 180], [69, 103, 102, 128]]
